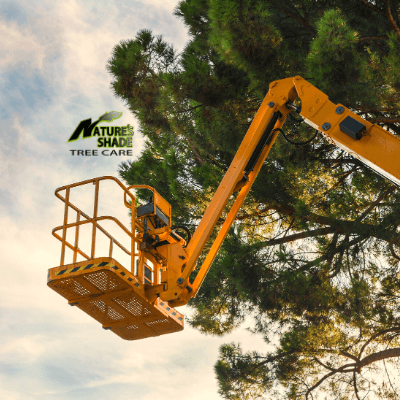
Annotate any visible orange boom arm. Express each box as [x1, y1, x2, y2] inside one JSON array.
[[48, 77, 400, 340]]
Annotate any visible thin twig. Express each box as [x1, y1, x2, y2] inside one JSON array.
[[313, 357, 336, 372], [359, 35, 389, 41], [357, 0, 385, 16], [383, 358, 399, 399], [390, 242, 400, 261], [368, 117, 400, 124], [356, 186, 396, 222], [353, 371, 361, 400], [358, 327, 400, 359], [386, 0, 400, 36]]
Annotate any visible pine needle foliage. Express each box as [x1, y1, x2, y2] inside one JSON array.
[[107, 1, 400, 398]]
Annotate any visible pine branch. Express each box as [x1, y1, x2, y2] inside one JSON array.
[[383, 358, 399, 399], [359, 35, 389, 41], [176, 104, 205, 114], [356, 0, 385, 17], [353, 371, 361, 400], [305, 345, 400, 398], [320, 167, 358, 198], [235, 207, 274, 221], [385, 0, 400, 37], [328, 236, 346, 279], [282, 216, 296, 239], [358, 327, 400, 359], [390, 242, 400, 261], [356, 185, 397, 222], [305, 370, 344, 399], [300, 0, 310, 27], [186, 137, 205, 166], [255, 350, 296, 366], [326, 232, 339, 267], [271, 203, 400, 249], [313, 357, 336, 372], [317, 158, 364, 167], [259, 226, 338, 248], [368, 117, 400, 124], [339, 350, 360, 363], [359, 347, 400, 368], [354, 107, 398, 113], [291, 236, 366, 275], [276, 6, 316, 36]]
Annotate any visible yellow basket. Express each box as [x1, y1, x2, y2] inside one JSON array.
[[47, 257, 184, 340]]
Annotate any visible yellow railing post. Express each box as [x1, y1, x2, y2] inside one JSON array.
[[131, 195, 135, 275], [60, 187, 70, 266], [73, 211, 80, 263], [91, 180, 99, 259], [109, 238, 113, 258]]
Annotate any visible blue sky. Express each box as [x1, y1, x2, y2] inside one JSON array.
[[0, 1, 270, 399]]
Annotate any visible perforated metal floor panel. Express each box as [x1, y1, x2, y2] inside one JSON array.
[[47, 257, 184, 340]]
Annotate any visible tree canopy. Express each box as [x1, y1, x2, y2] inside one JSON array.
[[107, 1, 400, 398]]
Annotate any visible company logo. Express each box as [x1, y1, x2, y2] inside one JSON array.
[[68, 111, 135, 156]]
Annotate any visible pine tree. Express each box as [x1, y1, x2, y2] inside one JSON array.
[[107, 1, 400, 398]]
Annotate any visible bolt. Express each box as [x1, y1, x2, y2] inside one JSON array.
[[322, 123, 331, 130], [268, 101, 275, 108], [336, 106, 345, 114], [177, 278, 184, 284]]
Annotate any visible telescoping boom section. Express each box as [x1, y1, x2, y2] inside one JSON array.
[[48, 77, 400, 340]]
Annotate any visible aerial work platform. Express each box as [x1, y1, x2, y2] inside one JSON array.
[[48, 176, 185, 340], [48, 257, 183, 340], [49, 77, 400, 342]]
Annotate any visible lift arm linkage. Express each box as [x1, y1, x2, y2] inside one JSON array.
[[49, 77, 400, 332], [166, 76, 400, 306]]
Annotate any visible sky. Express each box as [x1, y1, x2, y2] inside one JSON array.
[[0, 1, 270, 399]]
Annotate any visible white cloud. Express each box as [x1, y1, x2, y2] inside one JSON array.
[[54, 0, 120, 95], [0, 336, 47, 364], [0, 1, 266, 400], [0, 19, 46, 72], [0, 1, 65, 80]]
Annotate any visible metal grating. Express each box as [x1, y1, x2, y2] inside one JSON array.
[[84, 270, 126, 291], [78, 300, 125, 324], [114, 292, 152, 317], [146, 319, 169, 326], [49, 278, 91, 299], [48, 258, 184, 340], [145, 318, 177, 335], [110, 324, 151, 340]]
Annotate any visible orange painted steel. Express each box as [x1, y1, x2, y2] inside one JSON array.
[[127, 184, 172, 223], [49, 77, 400, 340], [48, 176, 183, 340], [53, 176, 137, 266], [48, 257, 183, 340], [291, 76, 400, 186]]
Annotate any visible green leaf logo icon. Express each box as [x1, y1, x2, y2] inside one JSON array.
[[99, 111, 123, 122]]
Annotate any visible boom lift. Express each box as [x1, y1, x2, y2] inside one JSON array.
[[48, 76, 400, 340]]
